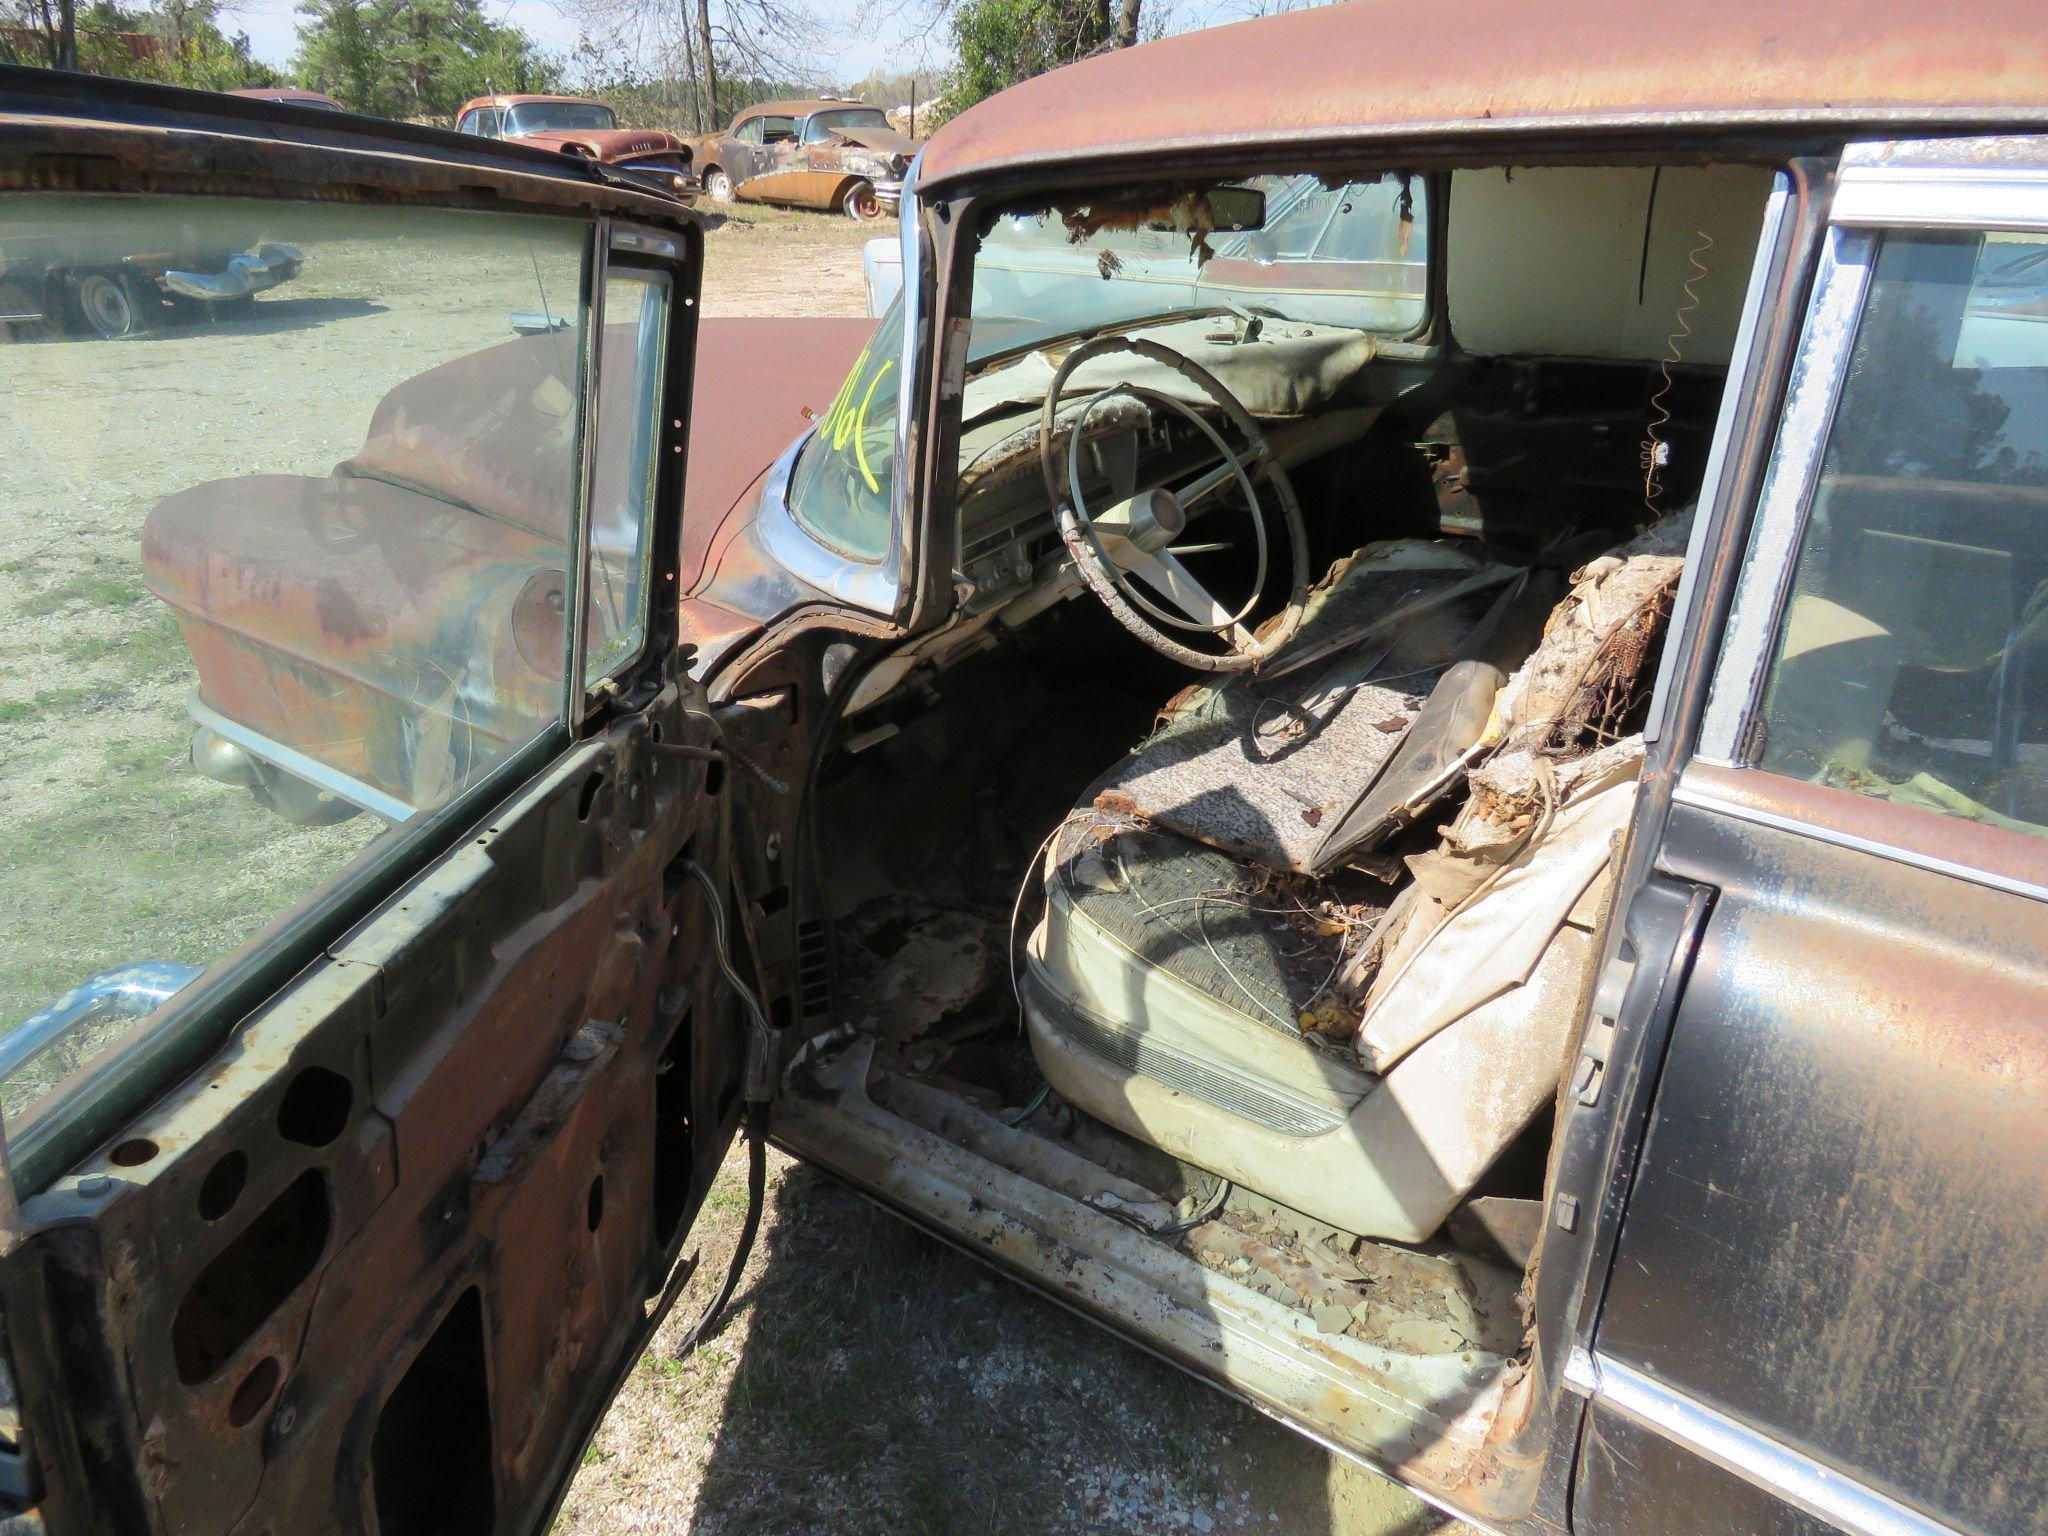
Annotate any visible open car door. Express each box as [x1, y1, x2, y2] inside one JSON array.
[[0, 75, 758, 1536]]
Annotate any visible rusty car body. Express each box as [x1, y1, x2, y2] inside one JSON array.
[[456, 92, 693, 191], [1, 2, 2047, 1534], [688, 98, 916, 219]]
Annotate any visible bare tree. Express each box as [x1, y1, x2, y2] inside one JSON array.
[[566, 0, 843, 133]]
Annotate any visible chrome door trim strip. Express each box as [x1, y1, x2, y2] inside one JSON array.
[[1574, 1352, 1959, 1536], [1669, 774, 2048, 906]]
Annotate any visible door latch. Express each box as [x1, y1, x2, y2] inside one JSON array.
[[1571, 954, 1635, 1109]]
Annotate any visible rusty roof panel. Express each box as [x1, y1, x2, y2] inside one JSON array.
[[917, 0, 2048, 190]]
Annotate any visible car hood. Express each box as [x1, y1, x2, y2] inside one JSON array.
[[830, 123, 919, 157], [682, 315, 879, 590], [514, 127, 685, 160]]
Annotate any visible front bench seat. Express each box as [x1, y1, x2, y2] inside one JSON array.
[[1022, 532, 1674, 1241]]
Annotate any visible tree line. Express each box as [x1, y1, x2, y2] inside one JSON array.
[[3, 0, 1217, 133]]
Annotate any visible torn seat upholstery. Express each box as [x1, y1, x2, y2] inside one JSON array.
[[1022, 522, 1687, 1241]]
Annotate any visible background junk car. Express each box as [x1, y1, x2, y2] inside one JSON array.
[[689, 97, 918, 219], [456, 92, 694, 191], [0, 2, 2047, 1534]]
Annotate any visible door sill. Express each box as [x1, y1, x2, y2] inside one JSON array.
[[773, 1037, 1519, 1507]]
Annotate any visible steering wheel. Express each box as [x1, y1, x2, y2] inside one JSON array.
[[1037, 335, 1310, 672]]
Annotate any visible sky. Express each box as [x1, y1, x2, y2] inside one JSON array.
[[219, 0, 948, 83]]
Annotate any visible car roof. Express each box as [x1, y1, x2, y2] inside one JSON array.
[[734, 99, 873, 122], [917, 0, 2048, 192], [459, 93, 610, 114]]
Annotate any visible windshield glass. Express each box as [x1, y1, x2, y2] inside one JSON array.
[[506, 101, 618, 134], [804, 108, 891, 143], [969, 173, 1426, 367], [786, 295, 903, 562]]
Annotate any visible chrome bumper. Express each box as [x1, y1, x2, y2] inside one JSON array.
[[162, 242, 304, 302]]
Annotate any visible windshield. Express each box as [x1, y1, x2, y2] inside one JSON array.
[[786, 295, 903, 562], [804, 108, 891, 143], [506, 101, 618, 135], [969, 173, 1427, 366]]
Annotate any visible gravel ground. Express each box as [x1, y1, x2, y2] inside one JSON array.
[[549, 208, 1470, 1536]]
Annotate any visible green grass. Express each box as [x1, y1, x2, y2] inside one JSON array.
[[24, 569, 146, 616]]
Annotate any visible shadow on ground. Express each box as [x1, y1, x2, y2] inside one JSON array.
[[555, 1145, 1463, 1536]]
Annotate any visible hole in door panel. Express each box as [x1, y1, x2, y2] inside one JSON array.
[[372, 1288, 496, 1536], [172, 1168, 330, 1384], [277, 1065, 353, 1147], [652, 1011, 693, 1247]]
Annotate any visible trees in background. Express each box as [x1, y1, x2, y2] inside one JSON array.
[[942, 0, 1142, 117], [566, 0, 864, 134], [2, 0, 278, 87], [294, 0, 561, 118]]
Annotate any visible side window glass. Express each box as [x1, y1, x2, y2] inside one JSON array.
[[734, 118, 763, 145], [1755, 228, 2048, 839], [0, 195, 591, 1119], [1314, 177, 1421, 264], [585, 270, 670, 683]]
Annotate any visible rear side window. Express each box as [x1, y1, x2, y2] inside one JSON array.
[[1755, 229, 2048, 839], [0, 196, 593, 1121]]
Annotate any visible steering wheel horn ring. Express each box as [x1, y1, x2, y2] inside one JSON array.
[[1038, 334, 1310, 672]]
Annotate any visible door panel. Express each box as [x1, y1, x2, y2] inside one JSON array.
[[1576, 135, 2048, 1536], [1580, 782, 2048, 1536], [1577, 1404, 1841, 1536], [0, 92, 745, 1536], [3, 698, 743, 1536]]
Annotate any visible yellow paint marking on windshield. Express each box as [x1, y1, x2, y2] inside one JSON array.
[[818, 343, 895, 494], [852, 359, 896, 492]]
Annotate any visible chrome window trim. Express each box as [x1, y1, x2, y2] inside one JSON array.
[[1695, 222, 1876, 762], [1833, 170, 2048, 233], [1669, 772, 2048, 906], [1647, 173, 1791, 744], [1572, 1351, 1961, 1536], [566, 219, 609, 728], [611, 222, 684, 260], [891, 154, 924, 611]]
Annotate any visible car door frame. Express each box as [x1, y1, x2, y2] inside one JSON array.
[[1541, 135, 2048, 1536], [0, 77, 758, 1536]]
